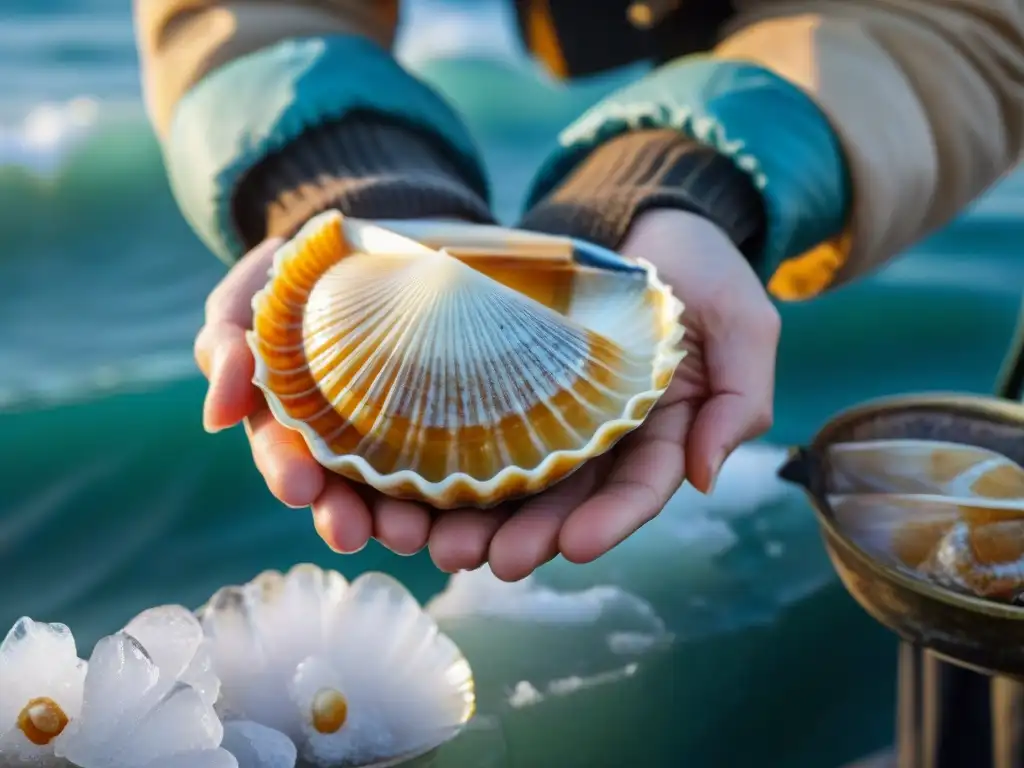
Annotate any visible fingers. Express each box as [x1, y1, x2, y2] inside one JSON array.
[[194, 238, 284, 432], [312, 480, 373, 554], [685, 393, 769, 493], [688, 288, 780, 492], [373, 499, 433, 556], [560, 404, 690, 564], [428, 503, 516, 574], [195, 322, 257, 431], [245, 408, 325, 508], [487, 465, 602, 581], [426, 464, 603, 580]]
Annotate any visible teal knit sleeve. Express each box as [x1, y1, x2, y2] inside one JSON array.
[[163, 34, 489, 264], [524, 57, 852, 282]]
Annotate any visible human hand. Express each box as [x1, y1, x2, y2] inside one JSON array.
[[195, 210, 780, 580], [417, 209, 781, 579]]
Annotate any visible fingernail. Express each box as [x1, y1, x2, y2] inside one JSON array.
[[202, 408, 221, 434], [202, 352, 225, 433], [202, 397, 223, 434], [328, 540, 368, 555], [707, 453, 726, 495]]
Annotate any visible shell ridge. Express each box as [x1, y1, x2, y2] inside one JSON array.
[[381, 281, 441, 432], [397, 276, 456, 456], [337, 278, 437, 446], [491, 294, 576, 417], [457, 280, 491, 431], [499, 288, 593, 361], [443, 285, 468, 477], [264, 381, 324, 402], [305, 279, 424, 403], [467, 296, 524, 471], [508, 326, 591, 451], [488, 290, 595, 405], [272, 280, 311, 310], [304, 278, 412, 356], [302, 284, 398, 336], [396, 292, 452, 473], [497, 295, 576, 400], [252, 294, 303, 331], [351, 282, 440, 466], [491, 289, 655, 395], [355, 275, 437, 409], [498, 314, 624, 428], [474, 290, 555, 463], [302, 260, 412, 334], [254, 336, 304, 354]]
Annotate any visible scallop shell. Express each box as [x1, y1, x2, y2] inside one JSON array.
[[247, 211, 686, 509], [829, 493, 1024, 571], [827, 439, 1024, 500]]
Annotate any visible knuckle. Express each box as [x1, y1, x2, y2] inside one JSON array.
[[759, 303, 782, 337], [193, 325, 213, 372], [203, 288, 225, 323], [750, 405, 775, 435], [739, 296, 780, 338]]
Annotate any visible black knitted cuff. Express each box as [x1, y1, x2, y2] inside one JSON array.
[[231, 114, 495, 251], [519, 129, 767, 263]]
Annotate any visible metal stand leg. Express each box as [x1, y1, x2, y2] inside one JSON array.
[[991, 677, 1024, 768], [897, 649, 1021, 768], [895, 646, 990, 768], [897, 643, 926, 768]]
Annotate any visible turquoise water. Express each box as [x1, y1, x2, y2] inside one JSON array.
[[2, 3, 1023, 766]]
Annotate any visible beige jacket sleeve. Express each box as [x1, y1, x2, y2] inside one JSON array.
[[717, 0, 1024, 299], [133, 0, 399, 139]]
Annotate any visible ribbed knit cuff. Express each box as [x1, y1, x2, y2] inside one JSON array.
[[519, 129, 767, 263], [231, 115, 496, 249]]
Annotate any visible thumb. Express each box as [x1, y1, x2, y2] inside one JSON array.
[[685, 297, 780, 493], [195, 322, 256, 432], [193, 237, 283, 432]]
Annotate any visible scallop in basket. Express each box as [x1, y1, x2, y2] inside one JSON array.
[[827, 438, 1024, 601]]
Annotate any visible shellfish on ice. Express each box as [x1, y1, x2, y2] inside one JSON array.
[[827, 438, 1024, 600], [247, 212, 686, 509], [827, 438, 1024, 499]]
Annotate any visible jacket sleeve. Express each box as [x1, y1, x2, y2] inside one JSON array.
[[134, 0, 492, 264], [521, 0, 1024, 300]]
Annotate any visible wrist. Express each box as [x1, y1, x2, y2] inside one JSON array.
[[519, 129, 767, 271], [231, 115, 495, 252]]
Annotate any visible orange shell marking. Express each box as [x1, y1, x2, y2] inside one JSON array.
[[248, 212, 686, 509]]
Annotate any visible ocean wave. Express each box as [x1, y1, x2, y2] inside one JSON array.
[[396, 0, 523, 67], [0, 97, 102, 172], [0, 353, 198, 413]]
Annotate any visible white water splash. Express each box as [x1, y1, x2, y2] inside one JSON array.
[[0, 97, 99, 173], [396, 0, 524, 67]]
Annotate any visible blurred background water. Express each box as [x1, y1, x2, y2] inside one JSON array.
[[1, 1, 1022, 766]]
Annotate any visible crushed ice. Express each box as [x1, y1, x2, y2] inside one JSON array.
[[0, 566, 474, 768], [0, 608, 234, 768]]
